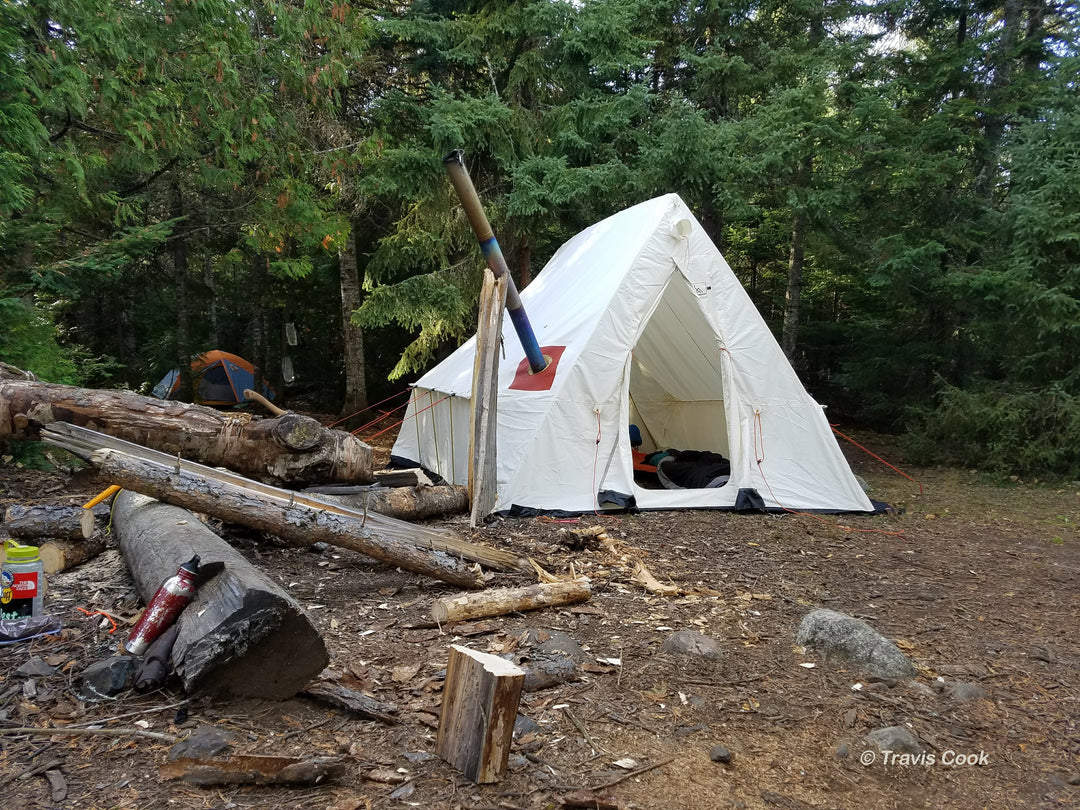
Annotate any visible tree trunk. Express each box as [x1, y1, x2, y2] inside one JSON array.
[[90, 448, 485, 589], [339, 224, 368, 419], [1, 379, 373, 486], [113, 490, 329, 699], [251, 254, 268, 400], [517, 235, 531, 289], [172, 184, 194, 401], [203, 248, 219, 347], [782, 155, 812, 364]]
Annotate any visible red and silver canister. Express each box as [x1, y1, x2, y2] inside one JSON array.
[[124, 555, 200, 656]]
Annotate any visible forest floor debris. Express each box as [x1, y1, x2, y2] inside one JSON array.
[[1, 431, 1079, 809]]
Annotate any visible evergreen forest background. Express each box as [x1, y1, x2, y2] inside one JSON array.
[[2, 0, 1078, 477]]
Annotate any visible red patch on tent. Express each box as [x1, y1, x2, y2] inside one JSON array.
[[509, 346, 566, 392]]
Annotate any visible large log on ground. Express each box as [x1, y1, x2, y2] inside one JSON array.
[[0, 379, 372, 486], [93, 449, 486, 589], [113, 490, 328, 699], [4, 504, 95, 540]]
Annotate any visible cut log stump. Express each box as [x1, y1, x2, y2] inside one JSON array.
[[436, 645, 524, 783], [112, 491, 328, 699], [4, 504, 95, 541]]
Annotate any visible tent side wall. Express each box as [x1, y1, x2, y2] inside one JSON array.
[[394, 389, 471, 487]]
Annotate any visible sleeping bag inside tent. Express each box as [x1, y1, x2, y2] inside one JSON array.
[[391, 193, 876, 515], [151, 350, 274, 407]]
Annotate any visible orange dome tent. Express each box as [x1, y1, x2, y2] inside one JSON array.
[[151, 350, 274, 406]]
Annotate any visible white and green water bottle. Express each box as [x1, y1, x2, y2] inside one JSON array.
[[1, 540, 46, 620]]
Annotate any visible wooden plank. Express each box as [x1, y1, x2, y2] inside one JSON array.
[[431, 580, 592, 624], [469, 268, 507, 527], [436, 645, 524, 783]]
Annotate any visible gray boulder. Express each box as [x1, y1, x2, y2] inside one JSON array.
[[660, 630, 723, 662], [796, 609, 916, 679]]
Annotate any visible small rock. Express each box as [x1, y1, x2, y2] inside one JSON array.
[[709, 744, 733, 764], [403, 751, 436, 764], [903, 681, 937, 700], [796, 609, 916, 679], [507, 754, 529, 771], [15, 657, 56, 678], [389, 781, 415, 800], [79, 656, 136, 699], [946, 681, 987, 702], [866, 725, 923, 755], [660, 630, 722, 662], [525, 630, 587, 662], [168, 725, 236, 761], [835, 742, 850, 759], [1068, 773, 1080, 786], [513, 714, 543, 739]]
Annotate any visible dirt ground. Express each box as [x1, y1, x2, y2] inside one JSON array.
[[1, 428, 1078, 810]]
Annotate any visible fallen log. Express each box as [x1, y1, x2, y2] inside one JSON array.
[[38, 535, 107, 573], [431, 580, 592, 624], [4, 504, 95, 541], [323, 485, 469, 522], [95, 449, 485, 589], [0, 378, 372, 486], [43, 422, 524, 574], [307, 469, 436, 489], [113, 490, 329, 699]]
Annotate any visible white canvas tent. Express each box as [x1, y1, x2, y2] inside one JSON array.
[[391, 193, 876, 515]]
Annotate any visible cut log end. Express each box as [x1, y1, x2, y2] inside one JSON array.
[[39, 536, 107, 573], [4, 504, 95, 541]]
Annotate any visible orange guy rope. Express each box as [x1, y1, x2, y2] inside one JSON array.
[[831, 426, 923, 495]]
